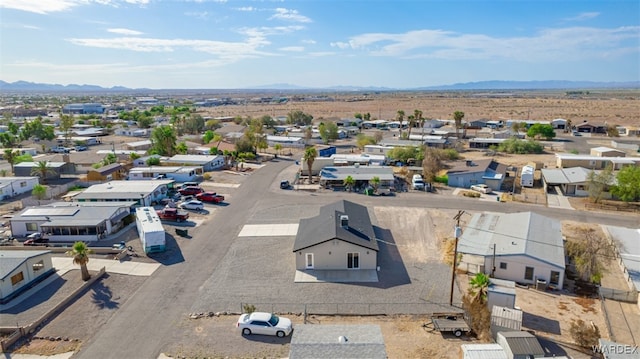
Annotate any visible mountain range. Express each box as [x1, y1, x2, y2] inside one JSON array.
[[0, 80, 638, 93]]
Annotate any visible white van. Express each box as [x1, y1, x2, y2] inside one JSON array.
[[411, 174, 425, 190]]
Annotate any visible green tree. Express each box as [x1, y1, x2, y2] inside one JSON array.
[[60, 114, 75, 145], [526, 124, 556, 140], [453, 111, 465, 139], [274, 143, 282, 155], [497, 138, 544, 154], [587, 164, 614, 203], [4, 149, 19, 174], [203, 130, 215, 144], [610, 166, 640, 202], [66, 241, 94, 281], [0, 132, 17, 148], [325, 122, 340, 142], [303, 147, 318, 184], [146, 156, 160, 166], [176, 142, 188, 154], [355, 134, 377, 150], [422, 147, 444, 186], [286, 110, 313, 126], [343, 175, 355, 192], [566, 227, 609, 284], [102, 153, 117, 166], [30, 161, 55, 184], [318, 123, 329, 144], [32, 184, 47, 203], [409, 109, 422, 138], [150, 125, 177, 156]]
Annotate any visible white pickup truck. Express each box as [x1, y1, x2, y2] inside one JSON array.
[[50, 146, 71, 153]]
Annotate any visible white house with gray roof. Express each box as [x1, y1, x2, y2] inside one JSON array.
[[10, 202, 135, 242], [319, 166, 394, 191], [165, 154, 224, 171], [127, 166, 202, 182], [293, 200, 379, 281], [73, 180, 175, 207], [0, 250, 54, 304], [541, 167, 615, 197], [0, 177, 40, 199], [458, 212, 565, 289]]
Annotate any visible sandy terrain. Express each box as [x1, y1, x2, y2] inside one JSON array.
[[199, 91, 640, 127]]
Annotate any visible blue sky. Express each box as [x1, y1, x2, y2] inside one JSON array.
[[1, 0, 638, 89]]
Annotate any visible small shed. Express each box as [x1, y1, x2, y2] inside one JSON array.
[[86, 163, 126, 181], [590, 146, 626, 158], [487, 278, 516, 310], [289, 324, 387, 359], [496, 331, 545, 359], [462, 344, 508, 359], [491, 306, 523, 340]]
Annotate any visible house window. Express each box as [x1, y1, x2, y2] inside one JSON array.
[[550, 271, 560, 285], [524, 267, 534, 281], [32, 260, 44, 272], [11, 271, 24, 286], [499, 262, 507, 270], [20, 181, 27, 188], [347, 252, 359, 269], [305, 253, 314, 269], [26, 223, 38, 231]]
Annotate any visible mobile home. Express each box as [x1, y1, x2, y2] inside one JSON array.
[[520, 165, 534, 188], [135, 207, 166, 254]]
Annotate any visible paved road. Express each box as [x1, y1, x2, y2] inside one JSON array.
[[74, 159, 639, 358]]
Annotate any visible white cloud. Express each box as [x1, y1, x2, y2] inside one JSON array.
[[564, 12, 600, 21], [336, 26, 640, 62], [0, 0, 81, 14], [185, 11, 209, 20], [269, 8, 311, 23], [302, 39, 316, 45], [280, 46, 304, 52], [308, 52, 334, 57], [108, 28, 143, 36], [235, 6, 256, 12]]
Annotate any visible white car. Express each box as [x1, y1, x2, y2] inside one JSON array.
[[236, 312, 293, 337], [411, 174, 425, 190], [179, 199, 204, 211], [470, 184, 492, 194]]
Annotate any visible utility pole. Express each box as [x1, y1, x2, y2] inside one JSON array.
[[491, 244, 496, 277], [449, 210, 465, 306]]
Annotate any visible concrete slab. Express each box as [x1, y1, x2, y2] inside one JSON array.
[[5, 352, 75, 359], [238, 223, 299, 237], [52, 257, 160, 277], [294, 269, 379, 283]]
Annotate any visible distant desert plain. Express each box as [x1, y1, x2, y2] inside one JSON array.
[[196, 90, 640, 128]]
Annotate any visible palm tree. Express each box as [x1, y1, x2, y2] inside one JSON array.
[[412, 109, 423, 139], [66, 241, 94, 281], [396, 110, 405, 137], [30, 161, 55, 184], [369, 176, 381, 192], [303, 147, 318, 184], [469, 272, 490, 304], [4, 149, 18, 175], [343, 175, 355, 192], [406, 115, 416, 138], [274, 143, 283, 156], [453, 111, 465, 139]]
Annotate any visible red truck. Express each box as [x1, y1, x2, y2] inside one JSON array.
[[156, 207, 189, 222], [196, 192, 225, 203]]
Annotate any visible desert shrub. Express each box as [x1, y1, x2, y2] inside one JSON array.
[[434, 175, 448, 184], [462, 294, 491, 341], [497, 138, 544, 154], [203, 173, 212, 181], [243, 303, 256, 314], [442, 149, 461, 160], [463, 191, 481, 198], [569, 319, 600, 347]]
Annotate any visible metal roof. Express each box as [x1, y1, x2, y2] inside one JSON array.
[[289, 324, 386, 359], [542, 167, 616, 185], [605, 226, 640, 292], [12, 202, 136, 227], [458, 212, 565, 269], [498, 331, 545, 356], [319, 166, 395, 181], [491, 306, 522, 331], [293, 200, 378, 252], [74, 180, 174, 200], [461, 344, 507, 359], [0, 250, 51, 280], [168, 154, 223, 163]]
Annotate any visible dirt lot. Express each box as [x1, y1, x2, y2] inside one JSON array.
[[198, 90, 640, 127]]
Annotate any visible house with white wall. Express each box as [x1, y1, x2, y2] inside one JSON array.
[[73, 179, 175, 207], [0, 177, 40, 199], [165, 154, 224, 171], [457, 212, 565, 290], [0, 250, 54, 304]]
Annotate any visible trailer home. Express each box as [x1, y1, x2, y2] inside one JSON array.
[[520, 165, 534, 188], [135, 207, 166, 254]]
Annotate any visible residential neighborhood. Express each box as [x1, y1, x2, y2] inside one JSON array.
[[0, 91, 638, 359]]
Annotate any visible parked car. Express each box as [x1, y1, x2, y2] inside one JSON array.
[[179, 186, 204, 196], [156, 207, 189, 222], [236, 312, 293, 338], [280, 180, 290, 189], [196, 192, 225, 203], [179, 199, 204, 211], [24, 233, 49, 246], [179, 182, 200, 189], [50, 146, 70, 153], [74, 145, 88, 151], [470, 184, 492, 194], [411, 174, 425, 190]]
